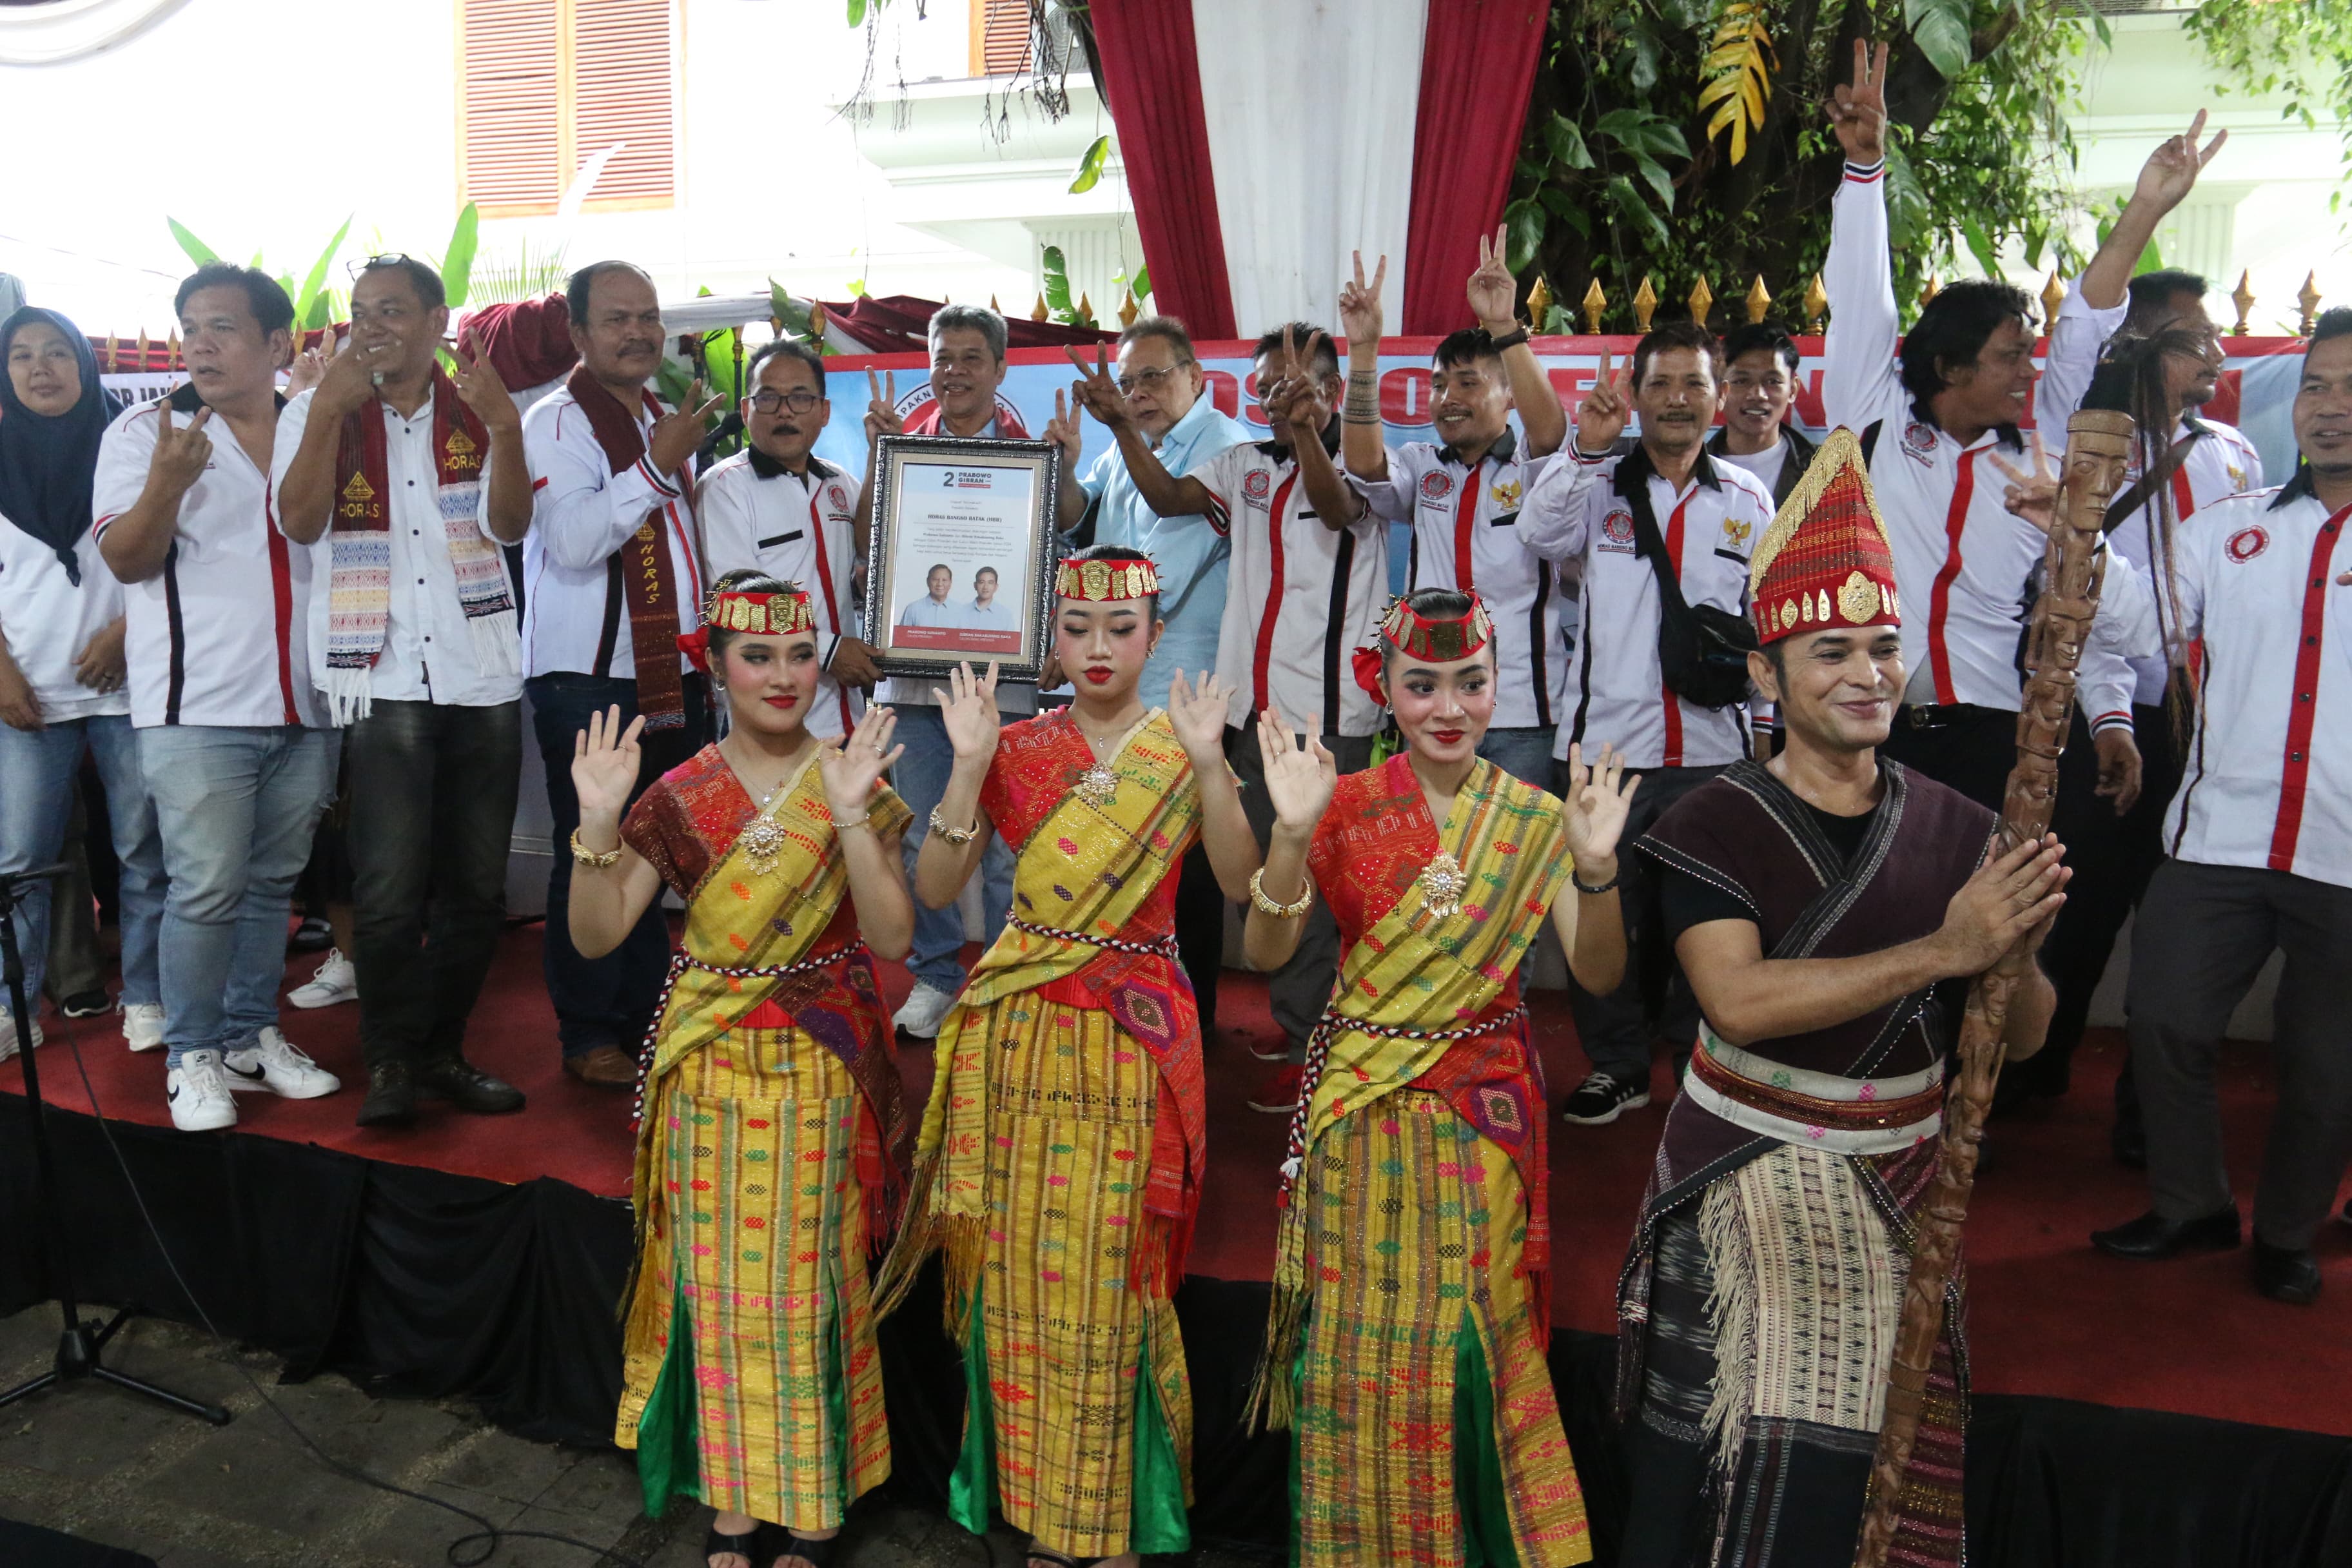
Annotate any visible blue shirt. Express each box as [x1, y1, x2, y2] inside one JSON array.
[[1080, 393, 1255, 710]]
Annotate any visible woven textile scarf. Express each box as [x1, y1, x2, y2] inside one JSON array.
[[325, 366, 518, 723], [564, 364, 687, 730]]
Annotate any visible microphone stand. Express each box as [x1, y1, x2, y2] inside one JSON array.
[[0, 865, 230, 1425]]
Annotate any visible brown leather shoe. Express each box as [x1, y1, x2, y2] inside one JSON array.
[[564, 1044, 638, 1087]]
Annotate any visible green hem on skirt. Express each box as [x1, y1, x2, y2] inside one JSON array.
[[634, 1269, 703, 1518], [1453, 1307, 1522, 1568]]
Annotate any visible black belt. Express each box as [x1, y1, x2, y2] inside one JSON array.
[[1898, 701, 2010, 731]]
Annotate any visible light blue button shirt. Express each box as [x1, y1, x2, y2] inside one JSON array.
[[1080, 393, 1256, 710]]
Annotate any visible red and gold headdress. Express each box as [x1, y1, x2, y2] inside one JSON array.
[[1747, 427, 1901, 646], [1349, 593, 1496, 704], [676, 586, 816, 671], [1056, 554, 1161, 602]]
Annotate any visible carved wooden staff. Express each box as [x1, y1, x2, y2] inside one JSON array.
[[1852, 407, 2137, 1567]]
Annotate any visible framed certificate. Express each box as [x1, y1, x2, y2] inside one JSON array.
[[865, 435, 1061, 684]]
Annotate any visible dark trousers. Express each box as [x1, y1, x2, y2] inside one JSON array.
[[345, 700, 522, 1072], [527, 672, 710, 1060], [1879, 703, 2015, 813], [1570, 763, 1721, 1084], [1173, 844, 1226, 1038], [1227, 725, 1377, 1053], [2130, 858, 2352, 1250]]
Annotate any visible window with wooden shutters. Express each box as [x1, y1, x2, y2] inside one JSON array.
[[969, 0, 1030, 78], [458, 0, 676, 217]]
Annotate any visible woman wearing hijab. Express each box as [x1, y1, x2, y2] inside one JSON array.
[[0, 306, 167, 1059]]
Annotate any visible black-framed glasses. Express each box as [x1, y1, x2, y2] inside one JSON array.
[[1116, 360, 1194, 396], [750, 389, 823, 415]]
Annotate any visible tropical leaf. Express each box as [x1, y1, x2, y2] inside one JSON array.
[[439, 203, 480, 311], [1041, 244, 1076, 318], [1069, 134, 1111, 195], [1544, 113, 1595, 170], [1698, 0, 1776, 164], [166, 219, 220, 268], [769, 279, 825, 349], [1504, 198, 1546, 273], [1132, 263, 1150, 301], [291, 215, 353, 338], [1906, 0, 1974, 81]]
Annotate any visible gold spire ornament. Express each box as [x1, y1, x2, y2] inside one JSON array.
[[1118, 289, 1140, 328], [2040, 271, 2066, 333], [1688, 275, 1715, 326], [2299, 271, 2323, 337], [1803, 273, 1828, 333], [2231, 270, 2255, 337], [1527, 275, 1554, 329], [1632, 275, 1659, 331], [1582, 278, 1608, 335], [1745, 274, 1772, 324], [1919, 273, 1941, 311], [1032, 293, 1050, 322]]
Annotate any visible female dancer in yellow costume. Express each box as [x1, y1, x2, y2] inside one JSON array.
[[571, 571, 915, 1568], [877, 545, 1261, 1568], [1245, 587, 1637, 1568]]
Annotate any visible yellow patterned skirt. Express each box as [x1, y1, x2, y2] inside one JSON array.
[[1295, 1089, 1592, 1567], [623, 1030, 890, 1529], [942, 992, 1192, 1558]]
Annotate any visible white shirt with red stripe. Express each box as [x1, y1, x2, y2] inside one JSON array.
[[1197, 439, 1388, 737], [1824, 161, 2139, 729], [2039, 280, 2266, 718], [1520, 445, 1774, 769], [518, 384, 702, 681], [2165, 476, 2352, 889], [93, 388, 322, 729], [697, 448, 864, 739], [0, 506, 127, 724], [1350, 427, 1571, 730]]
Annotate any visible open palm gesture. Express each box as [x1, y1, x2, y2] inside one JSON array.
[[1560, 741, 1637, 866], [1338, 251, 1387, 348], [1465, 225, 1519, 333], [819, 705, 903, 816], [1167, 669, 1232, 763], [572, 705, 645, 822], [1255, 709, 1337, 834], [934, 661, 1001, 761]]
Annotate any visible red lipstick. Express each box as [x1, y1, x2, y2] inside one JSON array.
[[1431, 729, 1465, 744], [765, 695, 797, 709], [1083, 667, 1114, 685]]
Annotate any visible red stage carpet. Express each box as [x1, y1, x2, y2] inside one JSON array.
[[7, 923, 2346, 1438]]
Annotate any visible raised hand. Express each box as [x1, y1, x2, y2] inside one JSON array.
[[933, 660, 1002, 761], [1988, 433, 2059, 537], [649, 379, 723, 477], [1064, 344, 1130, 430], [571, 704, 645, 824], [1166, 669, 1232, 763], [1576, 349, 1631, 454], [1264, 326, 1335, 430], [1935, 832, 2069, 975], [1560, 741, 1638, 868], [1338, 251, 1387, 349], [819, 705, 904, 815], [450, 328, 522, 434], [286, 343, 331, 398], [148, 401, 214, 498], [2134, 109, 2227, 215], [863, 369, 904, 445], [1042, 387, 1088, 466], [1255, 709, 1337, 834], [1466, 225, 1520, 334], [1828, 39, 1889, 166]]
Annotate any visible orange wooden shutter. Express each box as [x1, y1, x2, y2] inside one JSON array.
[[459, 0, 564, 211], [975, 0, 1031, 77], [572, 0, 675, 206]]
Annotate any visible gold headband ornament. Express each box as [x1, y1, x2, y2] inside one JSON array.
[[678, 587, 816, 670], [1351, 593, 1496, 704], [1055, 556, 1161, 602]]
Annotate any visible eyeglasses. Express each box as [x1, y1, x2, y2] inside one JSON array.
[[750, 389, 823, 415], [348, 253, 422, 280], [1116, 361, 1195, 397]]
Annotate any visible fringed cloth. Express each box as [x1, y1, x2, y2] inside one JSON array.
[[1256, 754, 1589, 1567], [876, 709, 1206, 1560], [612, 745, 914, 1529]]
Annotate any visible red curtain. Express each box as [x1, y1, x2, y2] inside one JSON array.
[[813, 295, 1113, 354], [1401, 0, 1550, 335], [1088, 0, 1238, 341]]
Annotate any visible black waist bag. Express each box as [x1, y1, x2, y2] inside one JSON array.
[[1618, 453, 1757, 710]]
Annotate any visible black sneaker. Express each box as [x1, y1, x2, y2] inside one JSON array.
[[1560, 1071, 1651, 1126], [59, 990, 112, 1019]]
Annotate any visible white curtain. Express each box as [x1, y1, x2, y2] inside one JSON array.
[[1192, 0, 1427, 342]]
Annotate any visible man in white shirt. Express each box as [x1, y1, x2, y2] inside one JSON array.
[[1823, 43, 2142, 815], [1707, 322, 1819, 508], [1521, 321, 1778, 1126], [2091, 311, 2352, 1306], [95, 265, 343, 1132], [1340, 241, 1573, 785], [274, 256, 531, 1128], [698, 337, 878, 739], [520, 260, 718, 1087]]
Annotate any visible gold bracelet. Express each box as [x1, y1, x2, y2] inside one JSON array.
[[1250, 866, 1315, 919], [928, 806, 979, 845], [833, 812, 870, 831], [569, 828, 622, 870]]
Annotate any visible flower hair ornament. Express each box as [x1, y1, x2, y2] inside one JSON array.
[[1349, 593, 1496, 705], [676, 584, 816, 672], [1055, 554, 1162, 601]]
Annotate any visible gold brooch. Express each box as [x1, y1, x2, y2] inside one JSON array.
[[1418, 851, 1468, 918], [738, 815, 787, 877], [1073, 761, 1119, 807]]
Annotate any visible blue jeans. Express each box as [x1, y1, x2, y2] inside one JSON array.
[[1478, 725, 1559, 789], [890, 705, 1014, 995], [0, 715, 166, 1015], [140, 726, 338, 1065]]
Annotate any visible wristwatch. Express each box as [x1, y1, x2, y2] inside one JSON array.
[[1487, 326, 1531, 351]]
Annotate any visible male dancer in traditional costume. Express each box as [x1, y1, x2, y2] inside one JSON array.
[[1614, 431, 2069, 1566]]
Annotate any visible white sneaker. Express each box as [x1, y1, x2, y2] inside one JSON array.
[[892, 981, 958, 1040], [0, 1010, 43, 1064], [167, 1050, 238, 1132], [222, 1027, 341, 1099], [122, 1002, 166, 1053], [288, 948, 357, 1009]]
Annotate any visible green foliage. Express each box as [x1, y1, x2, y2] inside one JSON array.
[[291, 215, 353, 333], [166, 219, 219, 268], [1040, 244, 1097, 328], [464, 235, 569, 305], [1070, 134, 1112, 195], [440, 204, 480, 311], [2184, 0, 2352, 209], [658, 289, 746, 459], [769, 279, 830, 353]]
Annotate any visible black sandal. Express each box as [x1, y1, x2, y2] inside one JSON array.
[[703, 1522, 766, 1568], [763, 1525, 840, 1568], [1026, 1547, 1105, 1567]]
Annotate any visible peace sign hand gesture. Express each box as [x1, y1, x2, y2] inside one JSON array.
[[863, 369, 903, 445], [2134, 108, 2228, 215], [1560, 741, 1638, 870], [148, 401, 214, 500], [1466, 225, 1520, 335], [1576, 349, 1631, 455], [1064, 344, 1130, 431], [1043, 387, 1088, 465], [1255, 709, 1337, 835], [1338, 251, 1387, 349], [649, 379, 723, 478], [1828, 39, 1889, 166], [1988, 433, 2060, 537], [450, 327, 522, 435], [1263, 325, 1335, 430], [934, 661, 1001, 762]]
